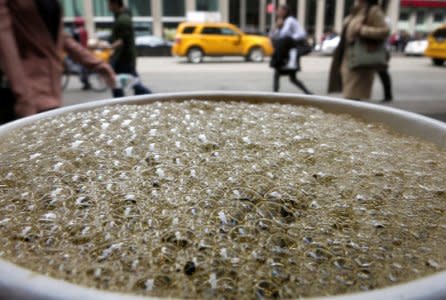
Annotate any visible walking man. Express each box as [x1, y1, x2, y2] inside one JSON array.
[[108, 0, 152, 97]]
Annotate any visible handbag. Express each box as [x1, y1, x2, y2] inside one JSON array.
[[296, 39, 312, 56], [348, 38, 387, 70], [348, 6, 388, 70]]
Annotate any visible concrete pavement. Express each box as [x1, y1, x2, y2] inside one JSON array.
[[63, 56, 446, 121]]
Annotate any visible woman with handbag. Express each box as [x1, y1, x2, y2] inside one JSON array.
[[269, 6, 312, 94], [328, 0, 389, 100]]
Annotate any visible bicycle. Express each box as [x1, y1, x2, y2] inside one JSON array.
[[61, 48, 112, 92]]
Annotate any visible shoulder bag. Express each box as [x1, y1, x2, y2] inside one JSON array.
[[348, 7, 387, 70]]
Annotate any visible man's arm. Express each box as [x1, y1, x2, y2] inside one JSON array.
[[0, 0, 36, 116], [294, 19, 306, 40], [110, 39, 123, 50]]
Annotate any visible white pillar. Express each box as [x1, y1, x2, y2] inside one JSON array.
[[83, 0, 95, 38], [259, 0, 267, 33], [426, 12, 434, 33], [219, 0, 229, 22], [279, 0, 286, 4], [298, 0, 306, 27], [408, 10, 416, 35], [151, 0, 163, 37], [186, 0, 196, 12], [240, 0, 247, 30], [334, 0, 345, 33], [315, 0, 325, 46], [388, 0, 400, 34]]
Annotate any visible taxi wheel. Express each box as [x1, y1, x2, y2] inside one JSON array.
[[187, 47, 204, 64], [247, 47, 264, 62], [432, 58, 444, 66]]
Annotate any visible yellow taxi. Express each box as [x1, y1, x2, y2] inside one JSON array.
[[172, 22, 274, 63], [425, 24, 446, 66]]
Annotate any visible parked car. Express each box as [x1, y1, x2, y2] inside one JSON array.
[[172, 22, 274, 63], [425, 25, 446, 66], [404, 39, 428, 56], [320, 35, 340, 55], [135, 35, 173, 56], [92, 31, 172, 57]]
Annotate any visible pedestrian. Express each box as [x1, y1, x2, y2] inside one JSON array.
[[269, 5, 312, 94], [328, 0, 389, 100], [0, 0, 115, 125], [107, 0, 152, 98], [72, 16, 92, 90], [377, 0, 394, 102]]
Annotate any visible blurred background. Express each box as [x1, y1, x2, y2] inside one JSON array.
[[61, 0, 446, 121]]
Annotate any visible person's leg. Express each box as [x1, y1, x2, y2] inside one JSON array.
[[111, 63, 128, 98], [112, 88, 125, 98], [130, 69, 152, 95], [377, 68, 393, 102], [80, 67, 91, 90], [289, 72, 312, 95], [133, 83, 152, 95], [273, 69, 280, 92]]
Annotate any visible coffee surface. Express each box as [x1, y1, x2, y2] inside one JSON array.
[[0, 101, 445, 299]]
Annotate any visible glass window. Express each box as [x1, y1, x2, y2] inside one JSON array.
[[433, 13, 444, 23], [129, 0, 151, 17], [416, 11, 425, 25], [61, 0, 84, 17], [93, 0, 112, 17], [201, 27, 222, 35], [221, 27, 236, 35], [163, 0, 185, 16], [246, 0, 259, 28], [197, 0, 218, 11], [229, 0, 240, 26], [399, 12, 409, 21], [182, 26, 197, 34]]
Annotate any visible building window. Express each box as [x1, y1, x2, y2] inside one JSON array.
[[61, 0, 84, 17], [416, 11, 425, 25], [246, 0, 259, 28], [344, 0, 355, 19], [229, 0, 241, 26], [128, 0, 151, 17], [399, 12, 409, 21], [163, 0, 185, 16], [197, 0, 218, 11], [93, 0, 112, 17], [433, 12, 444, 23]]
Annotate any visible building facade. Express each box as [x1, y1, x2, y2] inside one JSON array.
[[398, 0, 446, 36], [63, 0, 445, 43]]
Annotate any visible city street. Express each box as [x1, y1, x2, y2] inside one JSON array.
[[63, 55, 446, 121]]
